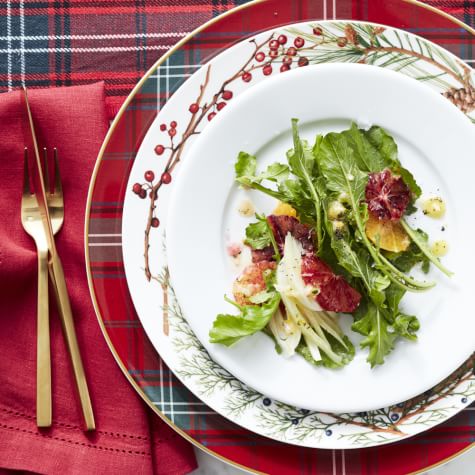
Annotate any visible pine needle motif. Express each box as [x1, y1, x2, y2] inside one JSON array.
[[157, 246, 475, 446], [141, 22, 475, 446]]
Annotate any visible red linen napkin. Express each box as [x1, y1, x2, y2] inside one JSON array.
[[0, 82, 196, 475]]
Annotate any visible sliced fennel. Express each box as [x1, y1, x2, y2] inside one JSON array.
[[271, 233, 354, 367], [275, 233, 321, 312], [267, 307, 301, 357]]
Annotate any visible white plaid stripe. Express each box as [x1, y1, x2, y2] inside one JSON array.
[[6, 0, 11, 90], [169, 356, 175, 423], [0, 45, 173, 54], [159, 358, 165, 419], [20, 0, 25, 87], [0, 32, 187, 41]]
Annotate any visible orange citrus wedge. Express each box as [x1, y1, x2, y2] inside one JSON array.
[[365, 213, 410, 253], [273, 201, 297, 217]]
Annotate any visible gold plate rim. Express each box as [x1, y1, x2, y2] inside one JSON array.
[[84, 1, 474, 474]]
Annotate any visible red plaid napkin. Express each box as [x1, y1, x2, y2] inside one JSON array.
[[0, 82, 196, 475]]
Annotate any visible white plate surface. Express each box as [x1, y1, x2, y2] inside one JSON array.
[[167, 63, 475, 413]]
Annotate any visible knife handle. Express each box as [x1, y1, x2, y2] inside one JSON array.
[[37, 246, 52, 428], [49, 254, 95, 431]]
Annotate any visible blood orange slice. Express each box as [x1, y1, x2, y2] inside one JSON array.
[[301, 255, 361, 313], [268, 215, 315, 254], [365, 168, 411, 221], [316, 277, 362, 313]]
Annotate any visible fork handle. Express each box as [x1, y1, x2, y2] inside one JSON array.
[[37, 246, 52, 428], [49, 254, 95, 431]]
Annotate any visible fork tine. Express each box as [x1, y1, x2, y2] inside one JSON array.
[[53, 148, 62, 197], [23, 147, 31, 195], [43, 147, 50, 194]]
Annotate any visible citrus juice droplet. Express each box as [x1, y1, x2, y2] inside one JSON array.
[[422, 196, 446, 219], [238, 199, 255, 217], [431, 240, 448, 257]]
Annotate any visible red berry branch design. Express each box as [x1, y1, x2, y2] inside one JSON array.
[[133, 32, 318, 281], [133, 23, 475, 282]]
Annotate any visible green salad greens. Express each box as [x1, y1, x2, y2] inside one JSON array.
[[209, 120, 451, 368]]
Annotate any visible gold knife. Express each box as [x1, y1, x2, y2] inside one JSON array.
[[22, 87, 95, 431]]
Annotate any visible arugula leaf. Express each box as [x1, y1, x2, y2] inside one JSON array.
[[235, 151, 289, 186], [342, 124, 421, 199], [232, 122, 325, 244], [288, 119, 323, 248], [244, 214, 281, 262], [384, 283, 405, 321], [342, 122, 387, 172], [209, 292, 280, 346], [394, 167, 422, 200], [244, 217, 271, 250], [365, 126, 398, 164], [277, 179, 316, 223], [317, 132, 368, 203], [235, 151, 257, 185], [318, 232, 352, 280], [352, 301, 396, 367], [287, 121, 316, 177], [405, 202, 418, 216], [365, 126, 421, 198], [324, 212, 389, 306], [317, 135, 432, 292], [234, 152, 289, 191], [343, 124, 421, 199], [386, 241, 430, 274], [260, 162, 290, 183], [401, 220, 453, 276], [385, 284, 418, 340], [312, 134, 324, 158], [393, 313, 419, 341]]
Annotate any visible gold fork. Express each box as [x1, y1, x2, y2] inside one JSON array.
[[21, 148, 51, 428]]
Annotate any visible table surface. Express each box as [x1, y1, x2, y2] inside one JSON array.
[[191, 445, 475, 475], [1, 2, 473, 474]]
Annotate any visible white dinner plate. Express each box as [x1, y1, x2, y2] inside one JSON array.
[[122, 20, 475, 448], [167, 63, 475, 413]]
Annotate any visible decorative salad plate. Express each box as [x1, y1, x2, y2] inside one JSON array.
[[86, 1, 475, 473], [121, 21, 475, 448]]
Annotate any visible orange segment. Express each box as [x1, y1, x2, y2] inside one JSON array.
[[273, 201, 297, 217], [365, 213, 410, 253]]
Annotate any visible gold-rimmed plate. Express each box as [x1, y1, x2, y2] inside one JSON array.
[[86, 2, 475, 472]]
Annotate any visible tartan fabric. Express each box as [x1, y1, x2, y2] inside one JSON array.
[[3, 0, 472, 474], [426, 1, 475, 24], [0, 0, 472, 117], [87, 1, 475, 474], [0, 0, 249, 117]]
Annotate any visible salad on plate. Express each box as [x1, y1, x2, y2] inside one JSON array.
[[210, 120, 452, 368]]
